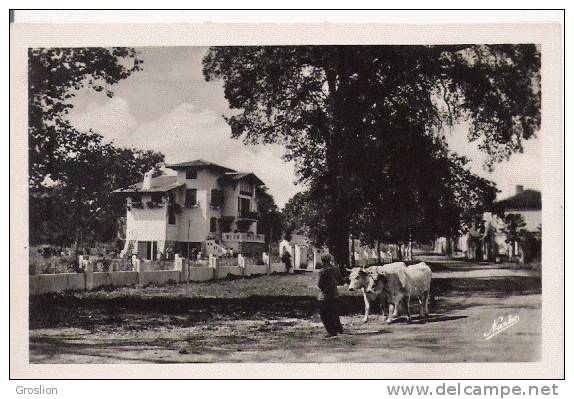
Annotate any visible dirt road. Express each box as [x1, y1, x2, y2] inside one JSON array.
[[29, 260, 541, 363]]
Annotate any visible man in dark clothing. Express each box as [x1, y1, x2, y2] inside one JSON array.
[[281, 248, 292, 272], [317, 254, 344, 337]]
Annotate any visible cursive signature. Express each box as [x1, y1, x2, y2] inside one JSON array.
[[483, 314, 520, 340]]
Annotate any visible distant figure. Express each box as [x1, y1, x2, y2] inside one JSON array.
[[281, 248, 292, 272], [165, 246, 174, 261], [317, 254, 344, 337], [190, 248, 198, 261]]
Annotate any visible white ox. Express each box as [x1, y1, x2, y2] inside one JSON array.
[[348, 261, 432, 323], [347, 262, 406, 323]]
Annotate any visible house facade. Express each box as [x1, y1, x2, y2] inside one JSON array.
[[114, 160, 265, 260], [434, 185, 542, 261]]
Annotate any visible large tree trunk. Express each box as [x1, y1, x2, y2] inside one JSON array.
[[324, 140, 351, 272], [321, 63, 352, 274], [350, 234, 356, 267], [396, 244, 402, 261], [73, 190, 84, 258], [326, 210, 351, 271], [446, 236, 453, 258]]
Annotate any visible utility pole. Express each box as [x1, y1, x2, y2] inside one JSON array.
[[269, 226, 273, 257], [186, 219, 191, 296], [350, 233, 355, 267], [408, 231, 413, 262], [268, 225, 273, 275]]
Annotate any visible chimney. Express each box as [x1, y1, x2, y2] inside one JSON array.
[[516, 185, 524, 194], [142, 169, 154, 190]]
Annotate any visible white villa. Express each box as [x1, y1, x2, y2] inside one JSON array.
[[114, 159, 266, 260], [434, 185, 542, 261]]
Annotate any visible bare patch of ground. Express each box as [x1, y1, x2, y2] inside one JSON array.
[[29, 261, 541, 363]]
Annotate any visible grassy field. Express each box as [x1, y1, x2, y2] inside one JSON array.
[[29, 259, 541, 363]]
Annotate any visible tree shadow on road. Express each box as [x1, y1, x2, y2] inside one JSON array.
[[30, 275, 538, 333], [30, 334, 185, 364], [396, 314, 469, 325], [431, 276, 541, 298]]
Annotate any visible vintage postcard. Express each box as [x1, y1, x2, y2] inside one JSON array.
[[10, 21, 564, 379]]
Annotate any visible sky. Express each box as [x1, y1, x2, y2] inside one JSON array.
[[67, 46, 541, 207]]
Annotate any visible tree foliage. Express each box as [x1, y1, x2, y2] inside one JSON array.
[[255, 187, 283, 244], [28, 47, 164, 247], [29, 47, 142, 188], [281, 191, 329, 245], [501, 213, 527, 249], [29, 128, 164, 246], [203, 45, 540, 267], [352, 140, 498, 246], [500, 213, 542, 262]]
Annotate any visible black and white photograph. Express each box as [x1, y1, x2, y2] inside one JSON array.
[[10, 17, 564, 379]]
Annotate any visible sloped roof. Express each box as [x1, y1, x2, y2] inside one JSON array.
[[496, 189, 541, 210], [220, 172, 265, 186], [113, 175, 184, 193], [166, 159, 236, 173], [113, 160, 265, 194]]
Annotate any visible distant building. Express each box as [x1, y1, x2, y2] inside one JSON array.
[[435, 185, 542, 261], [114, 159, 265, 260], [491, 185, 541, 231]]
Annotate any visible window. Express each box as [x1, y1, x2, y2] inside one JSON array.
[[168, 208, 176, 225], [130, 193, 144, 209], [239, 180, 253, 196], [185, 189, 197, 207], [140, 241, 157, 261], [238, 197, 251, 216], [186, 169, 197, 179], [151, 192, 163, 203], [210, 189, 223, 207], [210, 217, 217, 233]]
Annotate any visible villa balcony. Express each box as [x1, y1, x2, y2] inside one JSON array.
[[222, 232, 265, 243], [237, 210, 259, 221]]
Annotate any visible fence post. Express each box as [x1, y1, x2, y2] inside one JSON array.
[[79, 255, 88, 270], [206, 254, 216, 281], [237, 254, 245, 277], [133, 255, 143, 285], [175, 254, 184, 282], [293, 245, 300, 272], [214, 257, 219, 280], [81, 256, 93, 290], [312, 248, 318, 270], [263, 252, 270, 275]]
